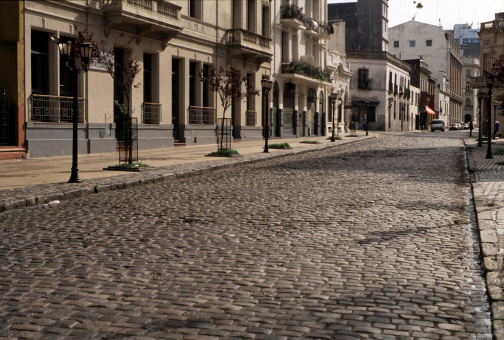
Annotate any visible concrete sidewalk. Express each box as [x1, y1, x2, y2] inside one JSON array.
[[0, 133, 377, 211]]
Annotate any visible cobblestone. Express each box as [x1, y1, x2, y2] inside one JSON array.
[[0, 132, 495, 338]]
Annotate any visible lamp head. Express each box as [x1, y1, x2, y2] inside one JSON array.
[[79, 42, 93, 67], [58, 40, 73, 58], [261, 78, 273, 90], [485, 72, 495, 86]]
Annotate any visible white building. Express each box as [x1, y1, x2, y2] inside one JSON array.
[[271, 0, 335, 138], [389, 21, 464, 126], [345, 50, 412, 132], [462, 57, 480, 123]]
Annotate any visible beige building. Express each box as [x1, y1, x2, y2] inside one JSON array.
[[7, 0, 275, 158], [475, 13, 504, 137], [1, 0, 344, 159], [270, 0, 336, 138]]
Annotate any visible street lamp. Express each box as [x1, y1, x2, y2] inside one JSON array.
[[494, 100, 500, 139], [477, 91, 484, 147], [261, 78, 273, 153], [336, 98, 342, 137], [52, 37, 93, 182], [329, 92, 338, 142], [485, 73, 494, 159]]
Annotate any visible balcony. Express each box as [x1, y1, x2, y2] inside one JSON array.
[[481, 19, 504, 31], [304, 18, 333, 40], [188, 106, 216, 125], [29, 94, 86, 123], [142, 102, 161, 124], [103, 0, 182, 47], [280, 3, 306, 30], [226, 29, 273, 64], [282, 60, 330, 83]]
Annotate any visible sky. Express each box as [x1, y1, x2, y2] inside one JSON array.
[[328, 0, 504, 30]]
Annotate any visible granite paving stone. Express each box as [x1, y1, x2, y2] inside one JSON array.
[[0, 132, 498, 338]]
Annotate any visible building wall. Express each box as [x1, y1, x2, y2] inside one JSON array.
[[21, 0, 273, 157], [271, 0, 336, 138], [462, 57, 480, 123], [389, 20, 463, 128], [346, 50, 412, 132], [389, 21, 448, 86], [328, 0, 389, 52], [478, 14, 504, 137], [0, 1, 26, 159]]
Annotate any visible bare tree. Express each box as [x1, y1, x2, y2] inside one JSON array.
[[200, 64, 260, 151], [77, 28, 141, 164]]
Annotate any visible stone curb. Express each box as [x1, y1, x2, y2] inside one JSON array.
[[0, 136, 377, 213]]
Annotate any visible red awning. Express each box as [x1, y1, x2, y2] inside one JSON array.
[[426, 106, 436, 115]]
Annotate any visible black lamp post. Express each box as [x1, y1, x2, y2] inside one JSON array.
[[494, 100, 499, 139], [53, 38, 93, 182], [329, 93, 338, 142], [477, 91, 484, 147], [261, 79, 273, 153], [486, 74, 494, 159]]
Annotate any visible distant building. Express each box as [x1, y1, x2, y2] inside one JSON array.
[[472, 12, 504, 137], [345, 50, 412, 132], [405, 59, 439, 129], [328, 0, 390, 52], [462, 57, 480, 124], [453, 24, 480, 58], [389, 21, 463, 126]]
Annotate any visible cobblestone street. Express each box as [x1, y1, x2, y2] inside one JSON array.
[[0, 133, 493, 339]]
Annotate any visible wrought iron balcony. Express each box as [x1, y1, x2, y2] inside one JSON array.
[[103, 0, 182, 46], [281, 60, 330, 83], [226, 29, 273, 64], [142, 102, 161, 124], [189, 106, 216, 125], [29, 94, 86, 123], [280, 3, 306, 29], [304, 18, 333, 39]]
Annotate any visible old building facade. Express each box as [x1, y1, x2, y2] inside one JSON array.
[[0, 0, 347, 159], [389, 21, 464, 127]]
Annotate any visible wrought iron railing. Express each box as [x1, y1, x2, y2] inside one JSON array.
[[188, 106, 216, 125], [280, 3, 305, 22], [29, 94, 86, 123], [246, 110, 256, 126], [0, 90, 13, 146], [318, 22, 333, 36], [304, 18, 318, 31], [281, 60, 330, 82], [142, 102, 161, 124]]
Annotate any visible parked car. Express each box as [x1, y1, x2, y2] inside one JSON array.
[[431, 119, 445, 132], [449, 123, 461, 130]]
